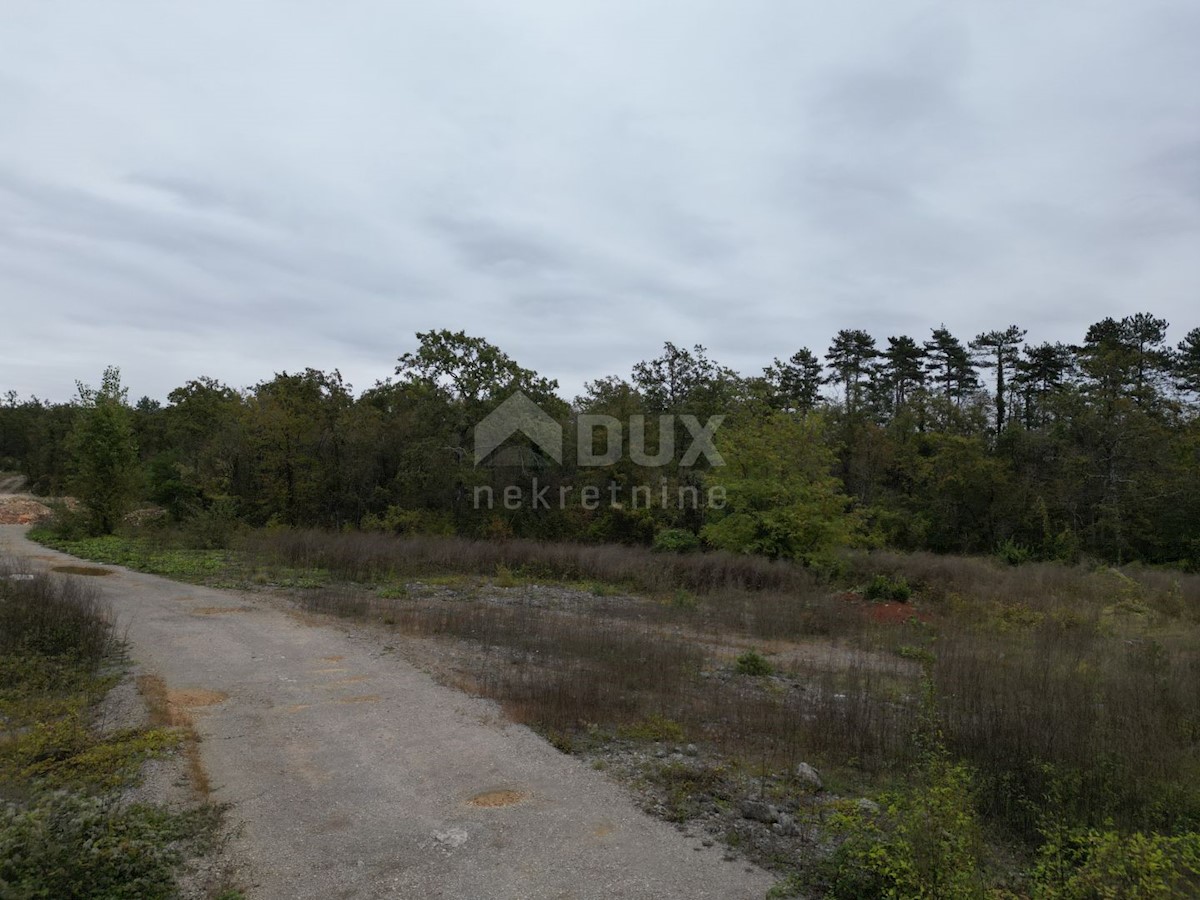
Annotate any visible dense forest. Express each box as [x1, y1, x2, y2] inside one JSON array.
[[3, 312, 1199, 568]]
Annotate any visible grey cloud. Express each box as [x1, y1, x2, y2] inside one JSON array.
[[0, 1, 1197, 402]]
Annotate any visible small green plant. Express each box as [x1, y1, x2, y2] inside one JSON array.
[[494, 563, 519, 588], [376, 582, 408, 599], [669, 588, 698, 610], [824, 757, 987, 899], [618, 714, 686, 743], [996, 537, 1034, 566], [0, 793, 218, 900], [648, 760, 725, 823], [652, 528, 701, 554], [734, 650, 774, 677], [1031, 827, 1200, 898], [865, 574, 912, 602]]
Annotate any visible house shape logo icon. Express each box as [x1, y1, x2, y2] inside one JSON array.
[[473, 391, 563, 466]]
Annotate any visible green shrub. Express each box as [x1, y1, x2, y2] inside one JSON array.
[[42, 503, 93, 541], [1031, 828, 1200, 898], [825, 756, 987, 899], [734, 650, 774, 677], [652, 528, 701, 554], [996, 538, 1034, 566], [618, 713, 686, 743], [866, 574, 912, 602], [0, 793, 211, 900], [669, 588, 698, 610], [181, 496, 242, 549]]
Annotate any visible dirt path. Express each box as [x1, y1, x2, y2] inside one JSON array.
[[0, 524, 775, 900]]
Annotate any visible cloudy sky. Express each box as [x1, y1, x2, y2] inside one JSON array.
[[1, 1, 1197, 402]]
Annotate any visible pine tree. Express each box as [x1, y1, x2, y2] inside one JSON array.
[[69, 367, 140, 535], [970, 325, 1027, 431]]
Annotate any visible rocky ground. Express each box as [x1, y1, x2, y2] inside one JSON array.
[[0, 473, 55, 524], [0, 474, 83, 524]]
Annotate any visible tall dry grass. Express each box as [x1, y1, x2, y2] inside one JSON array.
[[0, 559, 114, 661], [261, 531, 1200, 842]]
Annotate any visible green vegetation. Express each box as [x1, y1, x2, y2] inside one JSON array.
[[5, 317, 1200, 894], [31, 520, 1200, 895], [3, 317, 1199, 566], [0, 563, 229, 897], [617, 714, 686, 743], [652, 528, 701, 554], [66, 366, 140, 535], [0, 794, 221, 900], [865, 574, 912, 602], [734, 650, 775, 677]]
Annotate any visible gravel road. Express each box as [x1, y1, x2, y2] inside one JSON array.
[[0, 523, 775, 899]]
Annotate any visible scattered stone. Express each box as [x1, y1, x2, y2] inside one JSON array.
[[793, 762, 823, 790], [740, 800, 779, 824], [856, 798, 881, 815], [0, 496, 54, 525], [684, 744, 699, 756], [773, 813, 799, 836], [702, 839, 714, 847]]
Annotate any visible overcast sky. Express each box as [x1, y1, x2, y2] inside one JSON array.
[[1, 1, 1198, 402]]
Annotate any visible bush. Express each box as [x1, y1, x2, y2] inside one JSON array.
[[735, 650, 774, 677], [42, 503, 93, 542], [1031, 828, 1200, 899], [180, 496, 242, 549], [652, 528, 701, 554], [0, 566, 113, 661], [825, 756, 987, 899], [866, 574, 912, 602], [997, 538, 1034, 566], [0, 792, 204, 900]]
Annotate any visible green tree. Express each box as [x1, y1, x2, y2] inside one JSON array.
[[630, 342, 740, 416], [702, 411, 860, 564], [825, 329, 878, 416], [1175, 326, 1200, 399], [69, 367, 140, 534], [762, 348, 824, 413], [970, 325, 1026, 432], [879, 335, 926, 415], [245, 369, 355, 526], [1015, 342, 1075, 428], [151, 378, 246, 520], [924, 326, 979, 410]]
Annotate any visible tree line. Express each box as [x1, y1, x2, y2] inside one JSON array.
[[2, 313, 1199, 568]]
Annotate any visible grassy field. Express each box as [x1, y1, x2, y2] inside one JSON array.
[[31, 524, 1200, 897], [0, 556, 240, 899]]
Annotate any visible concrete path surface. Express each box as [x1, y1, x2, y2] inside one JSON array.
[[0, 524, 776, 899]]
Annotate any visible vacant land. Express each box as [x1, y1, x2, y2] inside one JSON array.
[[24, 523, 1200, 896], [3, 524, 776, 899]]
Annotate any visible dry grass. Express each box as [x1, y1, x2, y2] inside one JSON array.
[[0, 558, 115, 661], [61, 527, 1196, 849], [244, 529, 825, 596]]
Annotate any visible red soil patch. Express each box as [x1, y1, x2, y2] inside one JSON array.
[[836, 590, 931, 625]]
